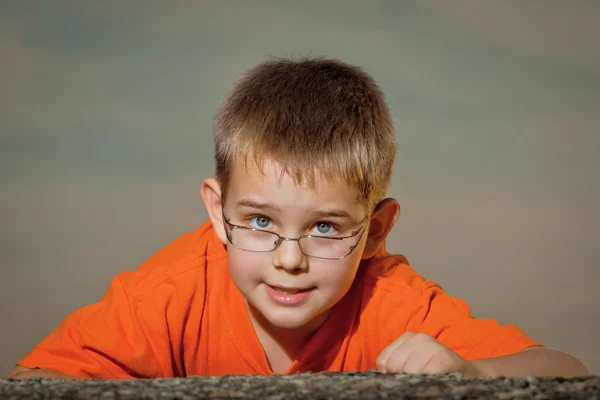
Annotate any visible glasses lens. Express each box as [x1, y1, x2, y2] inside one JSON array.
[[226, 222, 363, 259], [229, 227, 279, 252], [299, 236, 356, 259]]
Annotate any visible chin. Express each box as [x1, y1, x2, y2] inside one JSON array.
[[264, 312, 313, 330], [264, 304, 331, 332]]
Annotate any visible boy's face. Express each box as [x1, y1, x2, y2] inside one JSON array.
[[222, 160, 369, 335]]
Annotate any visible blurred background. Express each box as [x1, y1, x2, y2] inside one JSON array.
[[1, 1, 598, 376]]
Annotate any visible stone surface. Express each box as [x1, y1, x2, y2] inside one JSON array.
[[1, 371, 599, 399]]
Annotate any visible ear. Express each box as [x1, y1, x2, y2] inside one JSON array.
[[200, 177, 228, 245], [361, 198, 400, 259]]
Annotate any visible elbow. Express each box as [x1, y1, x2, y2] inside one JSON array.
[[6, 371, 28, 380], [6, 366, 31, 379], [548, 349, 590, 376], [552, 349, 590, 376], [520, 347, 590, 377], [570, 357, 590, 376]]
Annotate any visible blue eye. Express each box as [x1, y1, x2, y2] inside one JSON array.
[[314, 222, 333, 235], [251, 216, 271, 229]]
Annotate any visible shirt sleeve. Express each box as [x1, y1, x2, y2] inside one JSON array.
[[406, 281, 544, 360], [16, 273, 168, 379]]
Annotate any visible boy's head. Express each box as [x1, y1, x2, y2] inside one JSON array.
[[212, 56, 396, 213], [201, 57, 400, 337]]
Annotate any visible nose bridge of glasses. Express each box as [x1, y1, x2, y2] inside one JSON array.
[[272, 233, 307, 265], [279, 236, 300, 242], [273, 235, 301, 251]]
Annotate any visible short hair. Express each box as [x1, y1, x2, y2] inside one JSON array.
[[213, 56, 396, 212]]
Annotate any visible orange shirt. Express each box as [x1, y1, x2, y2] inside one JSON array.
[[17, 221, 542, 379]]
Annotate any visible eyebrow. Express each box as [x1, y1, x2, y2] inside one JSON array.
[[235, 198, 352, 219], [236, 198, 281, 212], [311, 209, 352, 219]]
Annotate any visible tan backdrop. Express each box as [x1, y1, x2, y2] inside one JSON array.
[[1, 1, 599, 376]]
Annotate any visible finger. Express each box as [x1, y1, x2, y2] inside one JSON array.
[[376, 332, 415, 372], [420, 356, 446, 375], [384, 335, 430, 374], [421, 354, 454, 375], [381, 342, 415, 373], [376, 342, 405, 373], [404, 352, 434, 375]]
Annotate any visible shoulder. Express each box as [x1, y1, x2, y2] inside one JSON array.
[[116, 220, 228, 300], [361, 248, 433, 301], [348, 248, 444, 353]]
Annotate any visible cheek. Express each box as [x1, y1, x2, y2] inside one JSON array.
[[227, 249, 266, 285], [313, 259, 360, 290]]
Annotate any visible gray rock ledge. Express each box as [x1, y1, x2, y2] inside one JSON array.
[[2, 371, 599, 399]]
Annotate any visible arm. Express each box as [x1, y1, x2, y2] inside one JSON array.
[[13, 275, 167, 379], [471, 347, 590, 377], [7, 365, 84, 380], [395, 282, 588, 378]]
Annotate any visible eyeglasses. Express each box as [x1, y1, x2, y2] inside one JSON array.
[[222, 214, 368, 260]]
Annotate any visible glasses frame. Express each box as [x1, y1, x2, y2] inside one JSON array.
[[222, 213, 369, 260]]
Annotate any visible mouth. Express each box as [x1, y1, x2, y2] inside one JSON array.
[[265, 283, 315, 306], [268, 285, 313, 295]]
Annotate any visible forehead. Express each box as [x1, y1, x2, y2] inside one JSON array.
[[227, 159, 367, 216]]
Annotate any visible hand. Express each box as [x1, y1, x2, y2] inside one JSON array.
[[376, 332, 482, 377], [7, 366, 83, 380]]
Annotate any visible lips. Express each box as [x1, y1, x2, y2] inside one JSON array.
[[265, 284, 314, 306], [271, 286, 311, 295]]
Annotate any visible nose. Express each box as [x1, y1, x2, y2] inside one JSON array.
[[272, 238, 308, 273]]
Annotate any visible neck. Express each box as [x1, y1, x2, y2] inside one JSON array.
[[245, 301, 330, 359]]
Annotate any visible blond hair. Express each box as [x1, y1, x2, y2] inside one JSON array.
[[213, 57, 396, 212]]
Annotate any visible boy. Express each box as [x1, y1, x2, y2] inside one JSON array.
[[8, 57, 588, 380]]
